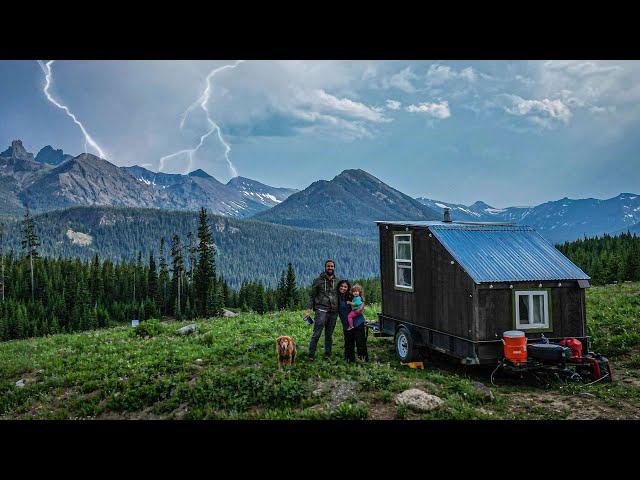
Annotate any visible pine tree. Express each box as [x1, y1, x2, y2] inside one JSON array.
[[285, 262, 297, 309], [194, 207, 216, 317], [0, 222, 5, 303], [159, 238, 170, 315], [148, 250, 158, 309], [171, 235, 185, 317], [254, 282, 266, 314], [221, 277, 229, 308], [21, 206, 40, 302], [89, 253, 102, 307], [187, 231, 196, 281]]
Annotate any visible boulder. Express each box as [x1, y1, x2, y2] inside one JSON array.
[[313, 380, 358, 409], [395, 388, 444, 413], [472, 381, 495, 402], [176, 324, 197, 335], [15, 379, 25, 388], [223, 309, 238, 318]]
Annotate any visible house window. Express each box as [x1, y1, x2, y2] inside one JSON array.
[[515, 290, 549, 329], [394, 233, 413, 289]]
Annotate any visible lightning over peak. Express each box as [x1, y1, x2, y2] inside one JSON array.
[[159, 60, 244, 177], [37, 60, 107, 160]]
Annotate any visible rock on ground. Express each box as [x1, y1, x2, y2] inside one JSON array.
[[15, 379, 25, 388], [313, 380, 358, 409], [176, 324, 197, 335], [472, 381, 495, 402], [223, 309, 238, 318], [395, 388, 444, 413]]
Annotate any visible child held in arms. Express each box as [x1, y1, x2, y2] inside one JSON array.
[[346, 284, 365, 331]]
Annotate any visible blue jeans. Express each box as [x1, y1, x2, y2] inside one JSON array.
[[308, 310, 338, 358]]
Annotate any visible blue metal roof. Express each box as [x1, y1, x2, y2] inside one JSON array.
[[426, 224, 590, 283]]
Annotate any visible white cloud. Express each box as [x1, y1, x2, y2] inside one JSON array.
[[304, 89, 390, 123], [405, 101, 451, 119], [425, 64, 478, 86], [533, 60, 640, 112], [191, 61, 391, 141], [502, 95, 572, 123], [385, 66, 419, 92], [386, 99, 401, 110]]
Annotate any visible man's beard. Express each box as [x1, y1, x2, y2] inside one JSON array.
[[326, 268, 334, 276]]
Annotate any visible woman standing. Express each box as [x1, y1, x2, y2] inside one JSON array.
[[337, 280, 369, 363]]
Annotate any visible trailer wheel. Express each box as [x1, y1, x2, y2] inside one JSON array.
[[395, 327, 416, 362]]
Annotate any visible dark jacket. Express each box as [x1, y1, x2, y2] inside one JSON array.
[[307, 272, 340, 312], [338, 297, 365, 329]]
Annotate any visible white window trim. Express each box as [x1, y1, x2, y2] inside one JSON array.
[[393, 233, 413, 290], [515, 290, 549, 330]]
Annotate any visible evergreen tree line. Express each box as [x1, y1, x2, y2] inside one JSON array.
[[557, 232, 640, 285], [0, 206, 379, 289], [0, 208, 226, 341], [0, 206, 382, 342]]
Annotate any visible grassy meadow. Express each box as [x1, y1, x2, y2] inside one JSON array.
[[1, 283, 639, 420]]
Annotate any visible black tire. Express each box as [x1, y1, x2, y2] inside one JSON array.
[[395, 326, 417, 362]]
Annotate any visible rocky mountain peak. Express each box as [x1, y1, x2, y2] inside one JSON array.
[[35, 145, 73, 166], [0, 139, 34, 162], [188, 169, 213, 179]]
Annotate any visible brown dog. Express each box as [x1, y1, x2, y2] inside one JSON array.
[[276, 336, 296, 369]]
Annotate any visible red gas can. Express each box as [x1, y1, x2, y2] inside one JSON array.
[[559, 338, 583, 359], [503, 330, 527, 365]]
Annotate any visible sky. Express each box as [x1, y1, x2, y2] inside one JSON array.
[[0, 60, 638, 208]]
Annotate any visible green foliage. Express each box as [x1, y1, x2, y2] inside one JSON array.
[[0, 206, 379, 289], [329, 402, 369, 420], [133, 319, 165, 338], [0, 284, 639, 420], [587, 282, 640, 357], [558, 232, 640, 285]]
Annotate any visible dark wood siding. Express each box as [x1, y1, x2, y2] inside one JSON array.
[[379, 224, 476, 340], [475, 281, 586, 341], [379, 225, 418, 327]]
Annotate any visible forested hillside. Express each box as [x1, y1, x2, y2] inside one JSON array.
[[0, 206, 379, 288], [0, 206, 382, 341], [557, 232, 640, 285]]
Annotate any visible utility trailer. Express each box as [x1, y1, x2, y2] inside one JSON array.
[[370, 209, 611, 381]]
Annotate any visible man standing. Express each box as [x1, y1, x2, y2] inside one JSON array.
[[306, 259, 339, 360]]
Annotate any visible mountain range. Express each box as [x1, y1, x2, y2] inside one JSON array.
[[1, 139, 638, 244], [415, 194, 640, 243], [0, 140, 297, 218], [255, 168, 440, 238]]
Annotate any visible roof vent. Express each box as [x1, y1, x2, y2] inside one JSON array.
[[443, 207, 452, 223]]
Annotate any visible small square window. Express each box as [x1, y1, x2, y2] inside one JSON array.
[[515, 291, 549, 330], [394, 233, 413, 289]]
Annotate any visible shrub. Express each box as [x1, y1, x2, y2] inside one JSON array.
[[330, 402, 369, 420], [133, 319, 164, 338]]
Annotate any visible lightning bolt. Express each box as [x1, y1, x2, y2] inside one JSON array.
[[159, 60, 244, 177], [37, 60, 107, 159]]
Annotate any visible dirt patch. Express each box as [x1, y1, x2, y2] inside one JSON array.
[[96, 407, 166, 420], [368, 401, 397, 420], [313, 379, 358, 408], [502, 387, 640, 420]]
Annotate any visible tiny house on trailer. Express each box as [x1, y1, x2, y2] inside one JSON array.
[[375, 211, 591, 365]]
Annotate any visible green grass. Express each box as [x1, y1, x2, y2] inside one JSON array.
[[587, 282, 640, 357], [1, 284, 639, 420]]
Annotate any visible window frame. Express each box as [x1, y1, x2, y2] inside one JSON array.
[[393, 232, 414, 292], [513, 289, 552, 332]]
